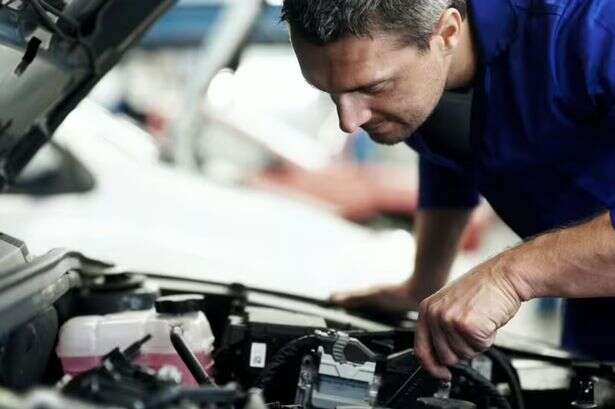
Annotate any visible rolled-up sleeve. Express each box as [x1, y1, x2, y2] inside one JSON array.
[[577, 19, 615, 229], [418, 156, 480, 209]]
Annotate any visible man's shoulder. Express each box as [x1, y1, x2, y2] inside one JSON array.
[[585, 0, 615, 33], [508, 0, 615, 79], [510, 0, 615, 27]]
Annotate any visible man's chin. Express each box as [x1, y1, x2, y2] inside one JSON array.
[[366, 130, 410, 146]]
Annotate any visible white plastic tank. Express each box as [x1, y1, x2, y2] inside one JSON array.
[[57, 294, 215, 386]]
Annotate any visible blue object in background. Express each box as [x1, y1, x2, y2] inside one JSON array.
[[140, 2, 288, 48], [352, 131, 378, 164], [537, 297, 561, 315], [253, 5, 289, 44]]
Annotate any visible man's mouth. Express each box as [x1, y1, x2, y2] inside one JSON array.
[[363, 121, 387, 134]]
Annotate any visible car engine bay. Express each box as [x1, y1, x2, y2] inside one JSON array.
[[1, 234, 615, 409]]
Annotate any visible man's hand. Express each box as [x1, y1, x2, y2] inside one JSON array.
[[414, 256, 523, 380], [330, 277, 439, 313]]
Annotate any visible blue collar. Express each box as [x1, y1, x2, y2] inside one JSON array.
[[469, 0, 519, 64]]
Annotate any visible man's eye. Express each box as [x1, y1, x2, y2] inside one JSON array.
[[364, 84, 386, 95]]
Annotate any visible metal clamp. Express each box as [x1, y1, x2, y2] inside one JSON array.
[[332, 332, 350, 364], [314, 330, 379, 364]]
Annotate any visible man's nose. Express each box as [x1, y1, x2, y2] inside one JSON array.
[[335, 94, 371, 134]]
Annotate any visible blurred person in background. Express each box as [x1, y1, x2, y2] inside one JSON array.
[[281, 0, 615, 380]]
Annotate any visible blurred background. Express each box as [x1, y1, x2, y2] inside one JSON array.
[[0, 0, 562, 347]]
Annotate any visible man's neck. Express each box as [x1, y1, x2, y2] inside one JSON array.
[[445, 19, 477, 90]]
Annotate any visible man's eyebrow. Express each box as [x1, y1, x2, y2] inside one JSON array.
[[304, 77, 389, 94]]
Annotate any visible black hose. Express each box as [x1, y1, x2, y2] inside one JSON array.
[[28, 0, 72, 40], [38, 0, 80, 29], [26, 0, 97, 72], [124, 334, 153, 361], [170, 327, 216, 387], [451, 364, 512, 409], [484, 349, 525, 409], [254, 335, 320, 391]]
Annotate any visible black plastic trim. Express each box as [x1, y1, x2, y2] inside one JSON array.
[[0, 249, 109, 337]]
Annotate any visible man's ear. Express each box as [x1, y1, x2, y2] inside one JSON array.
[[434, 8, 463, 55]]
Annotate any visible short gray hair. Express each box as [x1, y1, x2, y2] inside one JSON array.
[[281, 0, 467, 50]]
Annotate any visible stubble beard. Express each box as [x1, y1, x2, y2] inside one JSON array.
[[368, 79, 447, 146]]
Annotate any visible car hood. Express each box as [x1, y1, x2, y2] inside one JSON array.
[[0, 100, 415, 300], [0, 0, 174, 189]]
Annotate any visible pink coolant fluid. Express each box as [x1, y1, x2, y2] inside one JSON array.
[[60, 352, 214, 386], [57, 295, 215, 386]]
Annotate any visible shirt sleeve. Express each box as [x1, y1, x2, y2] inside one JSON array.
[[590, 22, 615, 228], [564, 14, 615, 229], [418, 156, 480, 210], [595, 49, 615, 229]]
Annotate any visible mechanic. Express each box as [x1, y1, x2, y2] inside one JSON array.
[[280, 0, 615, 380]]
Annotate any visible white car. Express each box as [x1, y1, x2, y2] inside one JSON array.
[[0, 100, 414, 300]]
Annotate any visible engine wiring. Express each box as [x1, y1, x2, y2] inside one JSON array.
[[29, 0, 74, 40], [254, 335, 320, 393], [36, 0, 79, 28]]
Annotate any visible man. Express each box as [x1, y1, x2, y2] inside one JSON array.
[[280, 0, 615, 381]]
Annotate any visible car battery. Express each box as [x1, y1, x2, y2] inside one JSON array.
[[296, 345, 380, 409], [218, 306, 327, 386]]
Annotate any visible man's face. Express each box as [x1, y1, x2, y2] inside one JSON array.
[[291, 31, 449, 145]]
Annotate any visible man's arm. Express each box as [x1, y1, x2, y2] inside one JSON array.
[[411, 208, 474, 298], [332, 208, 473, 311], [415, 211, 615, 380]]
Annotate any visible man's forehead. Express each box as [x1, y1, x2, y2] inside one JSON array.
[[292, 32, 400, 93]]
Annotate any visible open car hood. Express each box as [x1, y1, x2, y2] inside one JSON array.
[[0, 0, 175, 189]]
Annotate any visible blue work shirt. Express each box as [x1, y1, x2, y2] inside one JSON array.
[[406, 0, 615, 358]]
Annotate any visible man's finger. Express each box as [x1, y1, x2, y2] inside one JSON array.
[[428, 318, 460, 367], [453, 315, 498, 352], [441, 320, 480, 360], [415, 314, 452, 380]]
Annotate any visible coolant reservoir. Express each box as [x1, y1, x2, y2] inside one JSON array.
[[57, 294, 215, 385]]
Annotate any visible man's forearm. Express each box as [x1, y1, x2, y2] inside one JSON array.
[[414, 211, 615, 380], [411, 208, 473, 292], [499, 212, 615, 301]]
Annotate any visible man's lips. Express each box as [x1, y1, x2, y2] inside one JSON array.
[[363, 121, 387, 134]]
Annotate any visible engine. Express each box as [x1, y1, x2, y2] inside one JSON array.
[[0, 261, 613, 409]]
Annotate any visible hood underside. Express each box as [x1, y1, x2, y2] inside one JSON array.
[[0, 0, 175, 190]]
